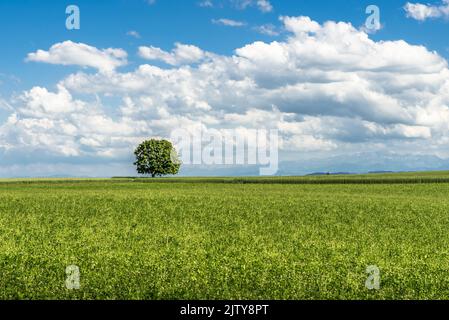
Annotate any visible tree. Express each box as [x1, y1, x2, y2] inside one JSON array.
[[134, 139, 181, 178]]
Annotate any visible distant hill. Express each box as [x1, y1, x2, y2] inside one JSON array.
[[368, 171, 395, 174], [306, 172, 353, 176]]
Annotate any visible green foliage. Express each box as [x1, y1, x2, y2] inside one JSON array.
[[1, 176, 449, 299], [134, 139, 180, 177]]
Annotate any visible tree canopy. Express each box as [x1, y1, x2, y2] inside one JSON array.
[[134, 139, 181, 178]]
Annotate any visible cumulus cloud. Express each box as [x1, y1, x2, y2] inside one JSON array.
[[281, 16, 321, 34], [404, 0, 449, 21], [63, 16, 449, 132], [26, 41, 128, 73], [3, 15, 449, 175], [138, 43, 209, 65], [0, 84, 149, 160]]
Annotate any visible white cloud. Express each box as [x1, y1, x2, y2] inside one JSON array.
[[17, 85, 84, 119], [256, 0, 273, 13], [3, 15, 449, 175], [212, 18, 246, 27], [199, 0, 273, 12], [0, 85, 149, 160], [138, 43, 208, 65], [254, 24, 280, 36], [26, 41, 128, 73], [405, 0, 449, 21], [126, 30, 141, 38], [198, 0, 213, 7], [281, 16, 321, 34], [234, 0, 273, 12], [0, 98, 13, 111]]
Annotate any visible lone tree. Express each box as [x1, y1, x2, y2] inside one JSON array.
[[134, 139, 181, 178]]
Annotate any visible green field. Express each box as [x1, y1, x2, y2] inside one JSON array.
[[1, 173, 449, 299]]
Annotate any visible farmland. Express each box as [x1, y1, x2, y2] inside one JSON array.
[[1, 173, 449, 299]]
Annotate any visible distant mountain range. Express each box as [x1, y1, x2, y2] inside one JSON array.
[[306, 171, 396, 176], [4, 152, 448, 178]]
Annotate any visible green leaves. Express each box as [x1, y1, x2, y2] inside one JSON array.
[[134, 139, 181, 178]]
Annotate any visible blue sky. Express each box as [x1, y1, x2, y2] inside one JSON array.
[[0, 0, 448, 177], [0, 0, 447, 94]]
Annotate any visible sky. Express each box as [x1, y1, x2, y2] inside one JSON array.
[[0, 0, 448, 177]]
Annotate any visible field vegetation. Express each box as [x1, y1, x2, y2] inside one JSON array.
[[1, 172, 449, 299]]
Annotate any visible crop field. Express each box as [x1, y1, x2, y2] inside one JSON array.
[[1, 173, 449, 299]]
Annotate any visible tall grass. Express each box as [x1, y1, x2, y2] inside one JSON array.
[[0, 178, 449, 299]]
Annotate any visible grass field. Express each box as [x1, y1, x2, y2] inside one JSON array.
[[1, 173, 449, 299]]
